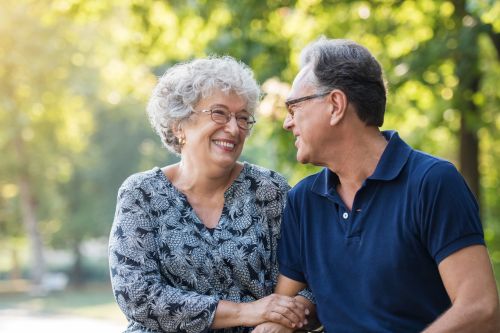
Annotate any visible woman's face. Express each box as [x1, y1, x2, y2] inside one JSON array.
[[180, 90, 250, 171]]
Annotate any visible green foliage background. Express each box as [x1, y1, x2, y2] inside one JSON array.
[[0, 0, 499, 287]]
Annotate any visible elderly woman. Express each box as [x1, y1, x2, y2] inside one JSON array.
[[108, 56, 311, 333]]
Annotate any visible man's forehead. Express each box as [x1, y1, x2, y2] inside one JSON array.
[[289, 66, 315, 98]]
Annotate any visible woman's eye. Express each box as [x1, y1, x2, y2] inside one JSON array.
[[212, 109, 227, 116]]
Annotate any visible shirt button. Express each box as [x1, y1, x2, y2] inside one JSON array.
[[342, 212, 349, 219]]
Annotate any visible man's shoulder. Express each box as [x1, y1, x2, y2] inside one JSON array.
[[387, 131, 459, 181], [408, 150, 460, 182]]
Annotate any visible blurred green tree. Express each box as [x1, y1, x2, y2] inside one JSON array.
[[127, 0, 500, 275], [0, 0, 498, 287], [0, 1, 94, 289]]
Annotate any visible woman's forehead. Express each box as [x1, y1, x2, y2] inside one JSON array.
[[196, 90, 248, 111]]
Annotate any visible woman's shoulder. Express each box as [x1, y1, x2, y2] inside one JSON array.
[[118, 167, 165, 193], [242, 162, 290, 191]]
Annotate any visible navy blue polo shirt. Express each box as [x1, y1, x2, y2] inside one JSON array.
[[278, 131, 484, 332]]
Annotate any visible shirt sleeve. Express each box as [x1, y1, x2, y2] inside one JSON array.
[[268, 174, 291, 290], [108, 183, 218, 333], [278, 193, 307, 283], [418, 161, 485, 264], [269, 175, 314, 303]]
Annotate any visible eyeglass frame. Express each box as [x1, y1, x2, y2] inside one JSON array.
[[201, 108, 256, 130], [285, 91, 331, 118]]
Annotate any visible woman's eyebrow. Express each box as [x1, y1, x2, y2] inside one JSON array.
[[209, 104, 248, 113]]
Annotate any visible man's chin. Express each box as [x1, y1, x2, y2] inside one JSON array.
[[296, 153, 309, 165], [297, 153, 324, 167]]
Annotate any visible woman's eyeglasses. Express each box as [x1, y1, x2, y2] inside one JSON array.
[[201, 109, 256, 130]]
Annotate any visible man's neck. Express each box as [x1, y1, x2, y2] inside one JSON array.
[[325, 128, 387, 209]]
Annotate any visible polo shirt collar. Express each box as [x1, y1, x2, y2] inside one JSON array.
[[311, 167, 338, 197], [369, 130, 412, 181], [311, 130, 412, 196]]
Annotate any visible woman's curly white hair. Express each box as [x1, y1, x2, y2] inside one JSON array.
[[147, 56, 260, 155]]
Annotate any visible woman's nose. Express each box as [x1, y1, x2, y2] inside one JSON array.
[[224, 116, 240, 134]]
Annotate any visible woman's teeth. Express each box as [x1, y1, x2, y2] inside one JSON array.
[[214, 140, 235, 149]]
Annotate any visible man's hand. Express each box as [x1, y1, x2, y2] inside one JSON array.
[[253, 322, 294, 333]]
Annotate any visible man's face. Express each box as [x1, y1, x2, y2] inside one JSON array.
[[283, 66, 331, 165]]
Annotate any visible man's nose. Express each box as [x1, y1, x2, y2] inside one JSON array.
[[283, 114, 294, 131]]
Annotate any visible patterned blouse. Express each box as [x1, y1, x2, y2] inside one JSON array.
[[109, 162, 296, 333]]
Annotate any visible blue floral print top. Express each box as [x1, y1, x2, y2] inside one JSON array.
[[109, 162, 301, 333]]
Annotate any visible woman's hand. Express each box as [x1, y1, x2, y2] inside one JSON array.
[[253, 322, 294, 333], [211, 294, 309, 329], [240, 293, 309, 329]]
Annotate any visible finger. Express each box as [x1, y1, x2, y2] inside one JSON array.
[[263, 294, 308, 326], [268, 305, 308, 328], [275, 298, 307, 322], [266, 309, 296, 328]]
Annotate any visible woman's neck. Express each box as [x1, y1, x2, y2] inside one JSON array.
[[166, 160, 243, 198]]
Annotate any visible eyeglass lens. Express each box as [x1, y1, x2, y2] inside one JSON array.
[[207, 109, 255, 130]]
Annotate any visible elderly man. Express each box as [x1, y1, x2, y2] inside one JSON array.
[[274, 38, 499, 332]]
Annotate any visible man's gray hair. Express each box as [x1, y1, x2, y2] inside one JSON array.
[[299, 37, 387, 127], [147, 56, 260, 154]]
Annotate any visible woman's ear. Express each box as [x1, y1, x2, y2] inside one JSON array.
[[172, 121, 183, 137], [329, 89, 348, 126], [172, 121, 186, 149]]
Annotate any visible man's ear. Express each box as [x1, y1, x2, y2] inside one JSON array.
[[329, 89, 348, 126]]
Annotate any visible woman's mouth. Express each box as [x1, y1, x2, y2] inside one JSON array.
[[213, 139, 236, 151]]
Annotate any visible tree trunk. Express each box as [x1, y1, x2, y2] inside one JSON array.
[[9, 248, 21, 280], [459, 107, 480, 202], [18, 175, 45, 290], [453, 0, 482, 209], [71, 241, 85, 288]]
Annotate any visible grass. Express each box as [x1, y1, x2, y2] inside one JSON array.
[[0, 283, 126, 324]]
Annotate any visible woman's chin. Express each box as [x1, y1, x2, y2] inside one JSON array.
[[208, 154, 239, 169]]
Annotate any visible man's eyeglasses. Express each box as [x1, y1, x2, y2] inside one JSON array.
[[201, 109, 256, 130], [285, 92, 330, 118]]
